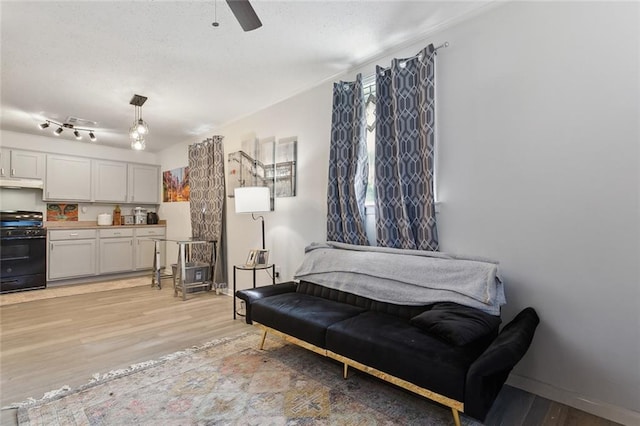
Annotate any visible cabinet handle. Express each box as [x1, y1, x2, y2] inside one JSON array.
[[70, 233, 79, 237], [11, 168, 15, 176], [1, 167, 4, 176]]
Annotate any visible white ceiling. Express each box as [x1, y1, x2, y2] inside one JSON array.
[[1, 1, 491, 153]]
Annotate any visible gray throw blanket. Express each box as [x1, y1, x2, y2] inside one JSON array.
[[294, 242, 506, 315]]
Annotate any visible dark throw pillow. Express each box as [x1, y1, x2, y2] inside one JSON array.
[[410, 302, 501, 346]]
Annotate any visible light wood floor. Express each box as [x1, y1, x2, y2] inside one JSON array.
[[0, 280, 621, 426], [0, 280, 250, 425]]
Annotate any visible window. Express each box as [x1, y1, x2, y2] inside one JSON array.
[[363, 77, 376, 205]]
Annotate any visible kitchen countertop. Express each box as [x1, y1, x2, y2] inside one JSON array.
[[45, 220, 167, 230]]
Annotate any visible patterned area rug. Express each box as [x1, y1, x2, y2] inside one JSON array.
[[12, 332, 480, 425]]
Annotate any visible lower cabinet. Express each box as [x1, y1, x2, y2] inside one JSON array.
[[48, 229, 97, 280], [48, 226, 166, 281], [134, 227, 166, 270], [99, 228, 134, 274]]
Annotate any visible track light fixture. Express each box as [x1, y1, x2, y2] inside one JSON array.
[[39, 119, 97, 142], [129, 94, 149, 150]]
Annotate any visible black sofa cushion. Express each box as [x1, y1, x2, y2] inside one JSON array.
[[236, 282, 298, 324], [251, 292, 366, 348], [410, 302, 501, 346], [326, 311, 492, 401], [297, 280, 431, 320]]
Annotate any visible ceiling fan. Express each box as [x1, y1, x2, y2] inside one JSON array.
[[225, 0, 262, 31]]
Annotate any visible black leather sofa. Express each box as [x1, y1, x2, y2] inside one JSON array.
[[237, 280, 539, 425]]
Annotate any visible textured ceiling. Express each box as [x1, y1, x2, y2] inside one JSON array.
[[1, 1, 491, 153]]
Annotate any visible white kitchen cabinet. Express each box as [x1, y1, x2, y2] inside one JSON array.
[[135, 227, 166, 270], [0, 148, 8, 177], [128, 164, 159, 204], [99, 228, 134, 274], [48, 229, 97, 280], [45, 154, 92, 201], [93, 160, 128, 202], [1, 148, 44, 179]]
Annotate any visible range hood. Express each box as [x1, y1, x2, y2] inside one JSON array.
[[0, 177, 44, 189]]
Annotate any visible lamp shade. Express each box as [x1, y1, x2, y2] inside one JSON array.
[[234, 186, 270, 213]]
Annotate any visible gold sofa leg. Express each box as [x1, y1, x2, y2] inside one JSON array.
[[259, 329, 267, 350], [343, 363, 349, 379], [451, 408, 461, 426]]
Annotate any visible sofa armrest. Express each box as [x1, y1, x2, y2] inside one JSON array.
[[235, 281, 298, 324], [464, 307, 540, 420]]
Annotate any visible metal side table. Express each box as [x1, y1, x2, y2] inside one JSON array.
[[233, 263, 275, 319], [150, 237, 217, 300]]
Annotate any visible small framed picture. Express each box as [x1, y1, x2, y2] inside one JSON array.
[[245, 250, 257, 267], [255, 249, 269, 266]]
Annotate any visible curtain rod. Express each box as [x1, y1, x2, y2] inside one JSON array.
[[371, 41, 449, 77], [403, 41, 450, 62], [435, 41, 450, 51]]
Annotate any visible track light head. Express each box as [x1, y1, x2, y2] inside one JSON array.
[[41, 118, 98, 142]]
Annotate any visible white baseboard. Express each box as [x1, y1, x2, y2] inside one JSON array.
[[507, 374, 640, 426]]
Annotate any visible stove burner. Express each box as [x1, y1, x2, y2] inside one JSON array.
[[0, 210, 44, 228]]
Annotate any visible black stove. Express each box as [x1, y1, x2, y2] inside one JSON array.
[[0, 210, 47, 293], [1, 210, 46, 237]]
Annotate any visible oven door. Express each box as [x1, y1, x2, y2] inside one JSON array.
[[0, 235, 46, 293]]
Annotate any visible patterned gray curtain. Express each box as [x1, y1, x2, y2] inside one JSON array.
[[375, 44, 439, 251], [188, 136, 227, 288], [326, 74, 369, 245]]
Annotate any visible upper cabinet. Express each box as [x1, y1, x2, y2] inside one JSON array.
[[2, 147, 159, 204], [1, 148, 44, 179], [128, 164, 160, 204], [93, 160, 128, 203], [45, 154, 92, 201]]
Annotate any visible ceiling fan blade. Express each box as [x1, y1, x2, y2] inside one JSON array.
[[226, 0, 262, 32]]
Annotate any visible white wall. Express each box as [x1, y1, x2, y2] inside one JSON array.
[[432, 2, 639, 423], [159, 2, 639, 423], [1, 130, 158, 163], [157, 83, 332, 288]]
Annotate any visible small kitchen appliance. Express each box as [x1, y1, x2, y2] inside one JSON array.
[[133, 207, 147, 225], [146, 211, 159, 225], [97, 213, 112, 226]]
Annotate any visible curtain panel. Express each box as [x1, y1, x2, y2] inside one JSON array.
[[374, 44, 439, 251], [188, 136, 227, 288], [326, 74, 369, 246]]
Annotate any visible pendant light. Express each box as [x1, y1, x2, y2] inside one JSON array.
[[129, 94, 149, 150]]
